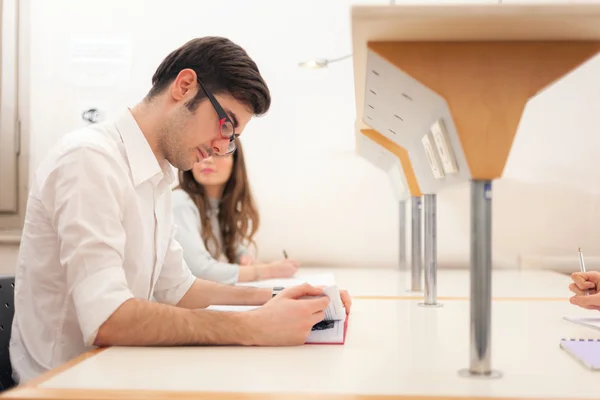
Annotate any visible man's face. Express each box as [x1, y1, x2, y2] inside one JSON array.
[[159, 73, 253, 171]]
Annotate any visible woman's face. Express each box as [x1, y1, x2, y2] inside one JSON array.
[[191, 154, 234, 190]]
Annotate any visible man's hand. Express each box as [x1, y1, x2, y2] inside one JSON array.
[[313, 285, 352, 314], [569, 271, 600, 310], [243, 283, 329, 346], [340, 289, 352, 314]]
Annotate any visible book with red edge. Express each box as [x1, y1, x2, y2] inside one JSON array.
[[303, 286, 349, 345]]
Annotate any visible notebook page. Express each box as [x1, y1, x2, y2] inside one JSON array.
[[563, 315, 600, 331], [206, 305, 259, 312], [321, 286, 346, 321], [235, 273, 336, 289], [560, 339, 600, 370]]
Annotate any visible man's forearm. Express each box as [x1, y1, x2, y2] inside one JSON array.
[[94, 298, 255, 347], [176, 279, 271, 309]]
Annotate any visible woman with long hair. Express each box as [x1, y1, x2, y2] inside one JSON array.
[[172, 138, 299, 284]]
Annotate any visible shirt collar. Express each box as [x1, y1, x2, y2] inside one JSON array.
[[114, 109, 176, 188]]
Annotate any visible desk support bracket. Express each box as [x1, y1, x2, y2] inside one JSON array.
[[419, 193, 442, 308], [459, 180, 502, 379]]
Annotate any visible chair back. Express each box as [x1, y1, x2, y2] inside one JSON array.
[[0, 276, 15, 391]]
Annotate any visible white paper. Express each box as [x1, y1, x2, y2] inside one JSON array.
[[207, 305, 259, 312], [563, 315, 600, 331], [235, 273, 336, 289]]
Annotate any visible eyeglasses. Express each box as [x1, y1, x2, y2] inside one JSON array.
[[197, 80, 238, 155]]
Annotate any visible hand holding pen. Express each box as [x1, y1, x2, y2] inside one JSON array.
[[578, 247, 589, 296], [569, 248, 600, 310]]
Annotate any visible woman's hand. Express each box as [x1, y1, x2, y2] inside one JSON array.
[[239, 255, 255, 266]]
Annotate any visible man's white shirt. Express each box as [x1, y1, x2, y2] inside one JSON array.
[[9, 109, 196, 383]]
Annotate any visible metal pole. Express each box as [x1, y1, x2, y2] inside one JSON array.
[[419, 194, 442, 308], [410, 196, 422, 292], [399, 200, 407, 269], [459, 180, 501, 379]]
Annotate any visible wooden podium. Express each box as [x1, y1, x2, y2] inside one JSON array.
[[351, 3, 600, 378]]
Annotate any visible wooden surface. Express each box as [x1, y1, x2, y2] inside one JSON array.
[[351, 3, 600, 173], [2, 295, 600, 400], [367, 41, 600, 180], [360, 129, 421, 197]]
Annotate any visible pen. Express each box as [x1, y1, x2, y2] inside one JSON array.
[[283, 250, 288, 259], [578, 247, 589, 296]]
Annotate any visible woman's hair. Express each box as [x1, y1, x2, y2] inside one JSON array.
[[177, 139, 260, 263]]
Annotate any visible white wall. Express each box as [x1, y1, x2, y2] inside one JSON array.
[[26, 0, 600, 270]]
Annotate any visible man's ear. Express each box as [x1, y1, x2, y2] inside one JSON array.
[[170, 69, 198, 101]]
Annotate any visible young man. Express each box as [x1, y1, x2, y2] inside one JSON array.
[[10, 37, 351, 384]]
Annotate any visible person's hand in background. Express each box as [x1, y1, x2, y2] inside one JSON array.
[[239, 255, 255, 266], [569, 271, 600, 310], [237, 259, 300, 282]]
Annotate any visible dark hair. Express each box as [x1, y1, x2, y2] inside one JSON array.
[[147, 36, 271, 116], [176, 139, 260, 263]]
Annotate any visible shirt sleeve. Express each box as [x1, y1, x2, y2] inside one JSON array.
[[42, 145, 135, 347], [171, 190, 240, 285]]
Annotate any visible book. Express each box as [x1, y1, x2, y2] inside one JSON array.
[[207, 285, 349, 345], [560, 338, 600, 370], [563, 315, 600, 332]]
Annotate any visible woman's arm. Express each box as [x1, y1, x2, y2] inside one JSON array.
[[171, 191, 297, 284], [172, 191, 242, 285]]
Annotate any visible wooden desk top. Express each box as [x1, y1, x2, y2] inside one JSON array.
[[350, 3, 600, 136], [3, 297, 600, 400]]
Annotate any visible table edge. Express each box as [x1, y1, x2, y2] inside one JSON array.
[[2, 387, 599, 400], [22, 347, 107, 389]]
